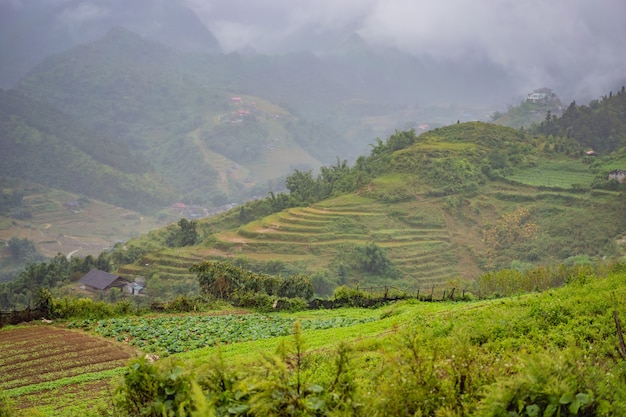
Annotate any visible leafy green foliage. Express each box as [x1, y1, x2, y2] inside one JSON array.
[[110, 322, 363, 417], [78, 313, 375, 355], [191, 260, 313, 301], [477, 350, 605, 416], [535, 87, 626, 155], [113, 357, 195, 417], [166, 219, 199, 248]]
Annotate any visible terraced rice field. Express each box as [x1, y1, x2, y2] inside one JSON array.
[[506, 160, 597, 188], [127, 195, 461, 288], [0, 325, 135, 412], [218, 201, 458, 285], [0, 187, 172, 258]]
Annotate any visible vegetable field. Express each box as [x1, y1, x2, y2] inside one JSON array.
[[72, 313, 378, 355], [0, 325, 134, 413]]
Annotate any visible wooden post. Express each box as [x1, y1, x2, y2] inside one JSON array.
[[614, 311, 626, 359]]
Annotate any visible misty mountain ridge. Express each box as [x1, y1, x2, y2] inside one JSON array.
[[0, 89, 176, 212], [0, 0, 219, 87], [10, 26, 490, 209], [10, 24, 625, 213]]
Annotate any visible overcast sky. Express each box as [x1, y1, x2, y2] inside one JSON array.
[[185, 0, 626, 98], [1, 0, 625, 100]]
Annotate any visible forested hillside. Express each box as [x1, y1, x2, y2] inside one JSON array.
[[535, 86, 626, 154], [19, 120, 615, 306], [13, 28, 352, 207], [0, 89, 176, 212]]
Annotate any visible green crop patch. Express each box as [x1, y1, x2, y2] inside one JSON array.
[[507, 160, 596, 188], [71, 313, 378, 355]]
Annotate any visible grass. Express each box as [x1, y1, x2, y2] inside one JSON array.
[[507, 159, 596, 188], [6, 268, 626, 415]]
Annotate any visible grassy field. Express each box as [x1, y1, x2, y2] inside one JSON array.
[[4, 268, 626, 415], [506, 159, 597, 188]]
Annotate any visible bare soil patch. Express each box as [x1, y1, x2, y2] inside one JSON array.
[[0, 325, 135, 391]]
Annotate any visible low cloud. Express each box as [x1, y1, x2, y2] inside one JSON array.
[[187, 0, 626, 98]]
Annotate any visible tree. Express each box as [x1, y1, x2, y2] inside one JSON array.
[[191, 261, 247, 299], [166, 218, 198, 247], [285, 170, 317, 204], [7, 237, 42, 263], [358, 242, 393, 275], [278, 274, 314, 300]]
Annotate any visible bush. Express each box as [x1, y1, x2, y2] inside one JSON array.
[[113, 358, 196, 417], [0, 390, 16, 417], [165, 295, 199, 313], [476, 349, 625, 416], [233, 291, 274, 312]]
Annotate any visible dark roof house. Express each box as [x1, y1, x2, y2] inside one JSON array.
[[79, 269, 130, 291]]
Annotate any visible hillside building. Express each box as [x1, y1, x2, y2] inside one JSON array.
[[78, 269, 130, 293], [526, 87, 560, 104], [608, 169, 626, 183]]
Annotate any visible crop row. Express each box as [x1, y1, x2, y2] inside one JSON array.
[[72, 314, 377, 355]]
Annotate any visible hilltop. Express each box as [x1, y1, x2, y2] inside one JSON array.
[[105, 121, 626, 300]]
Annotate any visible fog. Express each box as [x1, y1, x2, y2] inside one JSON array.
[[1, 0, 625, 101], [187, 0, 626, 99]]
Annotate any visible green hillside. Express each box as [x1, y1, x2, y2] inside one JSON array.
[[13, 28, 496, 208], [13, 29, 339, 206], [107, 122, 626, 299], [0, 90, 176, 212]]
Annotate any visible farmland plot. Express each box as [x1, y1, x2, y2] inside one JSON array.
[[72, 313, 378, 355], [506, 160, 596, 188], [0, 325, 134, 411]]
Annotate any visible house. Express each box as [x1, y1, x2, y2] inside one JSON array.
[[79, 269, 130, 292], [608, 169, 626, 183], [527, 87, 559, 104], [586, 150, 598, 156]]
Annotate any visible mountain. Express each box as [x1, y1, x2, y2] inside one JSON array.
[[0, 89, 176, 212], [0, 0, 219, 88], [14, 28, 342, 207], [534, 86, 626, 155], [106, 121, 626, 299]]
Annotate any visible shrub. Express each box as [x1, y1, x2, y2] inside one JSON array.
[[113, 358, 196, 417], [476, 349, 625, 416], [0, 390, 16, 417]]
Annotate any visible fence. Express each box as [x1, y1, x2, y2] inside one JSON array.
[[0, 305, 49, 328], [359, 285, 468, 301]]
